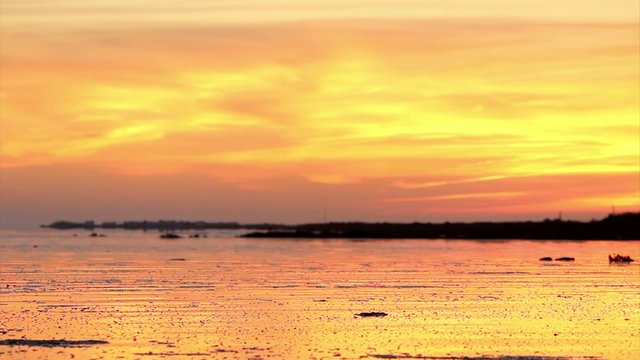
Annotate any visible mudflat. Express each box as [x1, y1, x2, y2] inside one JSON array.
[[1, 230, 638, 359]]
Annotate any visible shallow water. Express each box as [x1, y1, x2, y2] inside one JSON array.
[[0, 230, 638, 359]]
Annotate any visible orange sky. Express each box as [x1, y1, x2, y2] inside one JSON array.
[[1, 1, 639, 227]]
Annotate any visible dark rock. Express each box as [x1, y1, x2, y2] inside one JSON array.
[[0, 339, 108, 347], [355, 312, 388, 318], [609, 254, 635, 263], [160, 233, 182, 239], [555, 257, 575, 261], [134, 351, 211, 356], [539, 257, 552, 261]]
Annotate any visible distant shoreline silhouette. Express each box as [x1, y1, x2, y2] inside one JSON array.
[[41, 212, 640, 240]]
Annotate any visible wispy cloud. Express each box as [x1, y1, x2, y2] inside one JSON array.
[[1, 11, 638, 223]]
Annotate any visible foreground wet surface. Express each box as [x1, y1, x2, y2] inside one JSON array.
[[0, 230, 639, 359]]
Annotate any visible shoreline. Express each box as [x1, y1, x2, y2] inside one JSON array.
[[39, 212, 640, 240]]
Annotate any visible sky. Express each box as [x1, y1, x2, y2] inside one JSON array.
[[1, 1, 639, 227]]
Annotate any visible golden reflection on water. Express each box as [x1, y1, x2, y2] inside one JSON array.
[[0, 231, 639, 359]]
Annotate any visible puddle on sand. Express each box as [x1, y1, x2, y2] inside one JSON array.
[[0, 231, 639, 359]]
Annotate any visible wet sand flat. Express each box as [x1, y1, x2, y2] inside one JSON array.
[[0, 230, 639, 359]]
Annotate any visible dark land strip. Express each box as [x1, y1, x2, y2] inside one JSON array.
[[42, 213, 639, 240]]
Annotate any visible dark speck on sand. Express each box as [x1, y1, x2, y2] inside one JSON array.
[[134, 351, 212, 356], [355, 312, 388, 318]]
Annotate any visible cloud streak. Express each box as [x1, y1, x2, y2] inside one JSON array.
[[1, 12, 638, 224]]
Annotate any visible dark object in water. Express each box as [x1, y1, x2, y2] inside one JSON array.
[[89, 232, 106, 237], [555, 257, 575, 261], [168, 258, 187, 261], [160, 233, 182, 239], [609, 254, 635, 263], [355, 312, 388, 318], [539, 257, 553, 261], [0, 339, 108, 347]]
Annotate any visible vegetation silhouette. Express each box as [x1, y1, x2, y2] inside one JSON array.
[[42, 213, 639, 240], [242, 212, 639, 240]]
